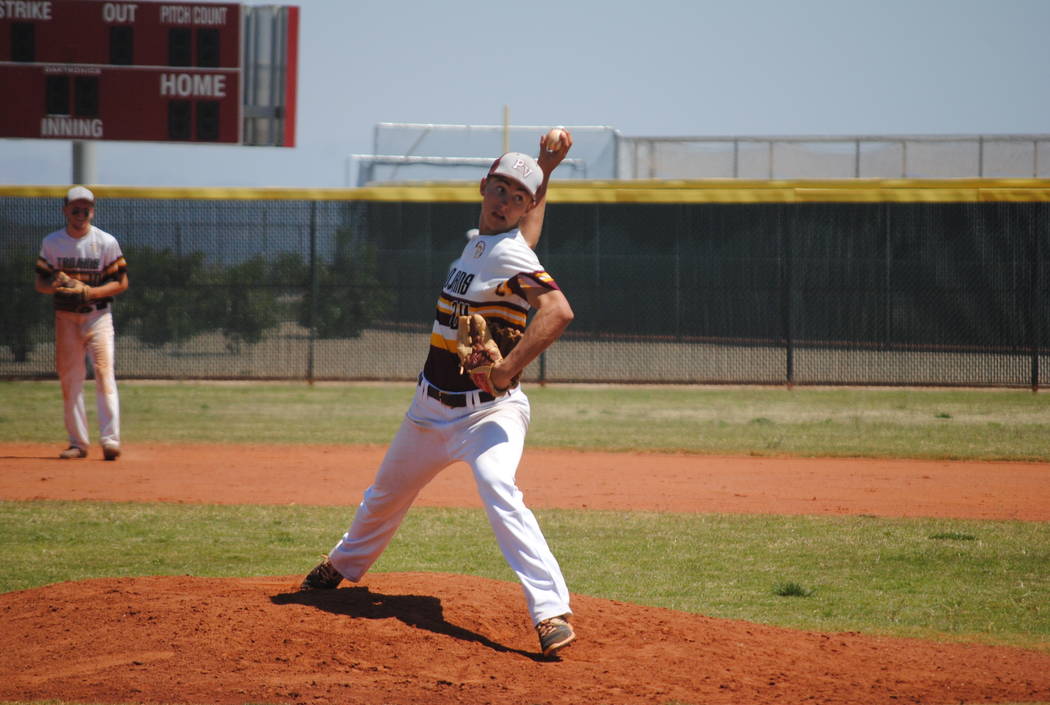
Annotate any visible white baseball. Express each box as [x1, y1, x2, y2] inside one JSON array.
[[545, 127, 566, 152]]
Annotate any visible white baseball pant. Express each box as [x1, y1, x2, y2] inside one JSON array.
[[328, 379, 572, 625], [54, 309, 120, 450]]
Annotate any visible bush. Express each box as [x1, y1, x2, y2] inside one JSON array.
[[0, 250, 53, 362], [118, 247, 215, 347], [298, 228, 391, 339]]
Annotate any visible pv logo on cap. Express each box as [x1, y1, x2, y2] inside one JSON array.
[[512, 159, 532, 179]]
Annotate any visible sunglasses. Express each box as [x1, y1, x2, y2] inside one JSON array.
[[70, 207, 92, 216]]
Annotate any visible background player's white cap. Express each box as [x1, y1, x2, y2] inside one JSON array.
[[487, 153, 543, 200], [66, 185, 95, 203]]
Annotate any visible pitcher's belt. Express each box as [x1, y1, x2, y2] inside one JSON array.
[[417, 374, 494, 408]]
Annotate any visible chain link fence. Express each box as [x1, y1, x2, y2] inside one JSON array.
[[2, 184, 1047, 388]]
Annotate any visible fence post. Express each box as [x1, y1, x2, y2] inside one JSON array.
[[174, 223, 182, 351], [883, 203, 893, 351], [781, 205, 794, 388], [1032, 205, 1042, 392], [306, 200, 318, 385], [675, 204, 682, 341]]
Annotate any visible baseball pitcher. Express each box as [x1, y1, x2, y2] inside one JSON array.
[[301, 129, 579, 658]]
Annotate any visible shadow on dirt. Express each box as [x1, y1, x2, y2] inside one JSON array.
[[271, 586, 544, 661]]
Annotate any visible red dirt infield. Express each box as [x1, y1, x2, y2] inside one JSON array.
[[1, 442, 1049, 705]]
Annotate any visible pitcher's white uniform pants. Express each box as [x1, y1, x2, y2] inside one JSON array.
[[328, 379, 572, 625], [55, 309, 120, 450]]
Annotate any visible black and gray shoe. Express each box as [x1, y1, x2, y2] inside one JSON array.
[[300, 556, 343, 590], [536, 615, 576, 657]]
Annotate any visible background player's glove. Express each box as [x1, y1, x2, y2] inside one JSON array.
[[456, 314, 508, 397], [52, 271, 92, 305]]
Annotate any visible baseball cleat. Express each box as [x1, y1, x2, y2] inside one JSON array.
[[102, 443, 121, 461], [59, 446, 87, 459], [536, 615, 576, 657], [300, 556, 343, 590]]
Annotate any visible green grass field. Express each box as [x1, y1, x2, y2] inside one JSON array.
[[1, 380, 1048, 704], [3, 380, 1049, 460]]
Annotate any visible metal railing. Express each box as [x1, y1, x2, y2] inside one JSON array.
[[623, 134, 1050, 180]]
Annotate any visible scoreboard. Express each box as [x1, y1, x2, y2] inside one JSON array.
[[0, 0, 298, 146]]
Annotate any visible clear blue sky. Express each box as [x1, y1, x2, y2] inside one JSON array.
[[3, 0, 1048, 187]]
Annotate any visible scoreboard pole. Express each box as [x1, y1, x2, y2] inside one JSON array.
[[73, 140, 97, 184]]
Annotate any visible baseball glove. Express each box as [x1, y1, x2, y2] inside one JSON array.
[[52, 271, 91, 305], [486, 318, 524, 358], [456, 313, 508, 397]]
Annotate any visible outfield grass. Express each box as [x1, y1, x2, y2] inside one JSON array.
[[2, 380, 1049, 460], [1, 501, 1047, 651]]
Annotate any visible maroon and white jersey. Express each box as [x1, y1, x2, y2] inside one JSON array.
[[423, 226, 560, 392], [36, 225, 127, 312]]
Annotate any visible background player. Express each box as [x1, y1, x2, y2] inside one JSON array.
[[301, 129, 579, 658], [35, 186, 129, 460]]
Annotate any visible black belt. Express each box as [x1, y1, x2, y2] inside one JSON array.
[[74, 301, 109, 314], [418, 375, 494, 408]]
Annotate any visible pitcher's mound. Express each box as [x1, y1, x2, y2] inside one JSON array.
[[2, 572, 1049, 705]]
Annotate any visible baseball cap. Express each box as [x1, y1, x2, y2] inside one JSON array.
[[66, 185, 95, 203], [487, 153, 543, 200]]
